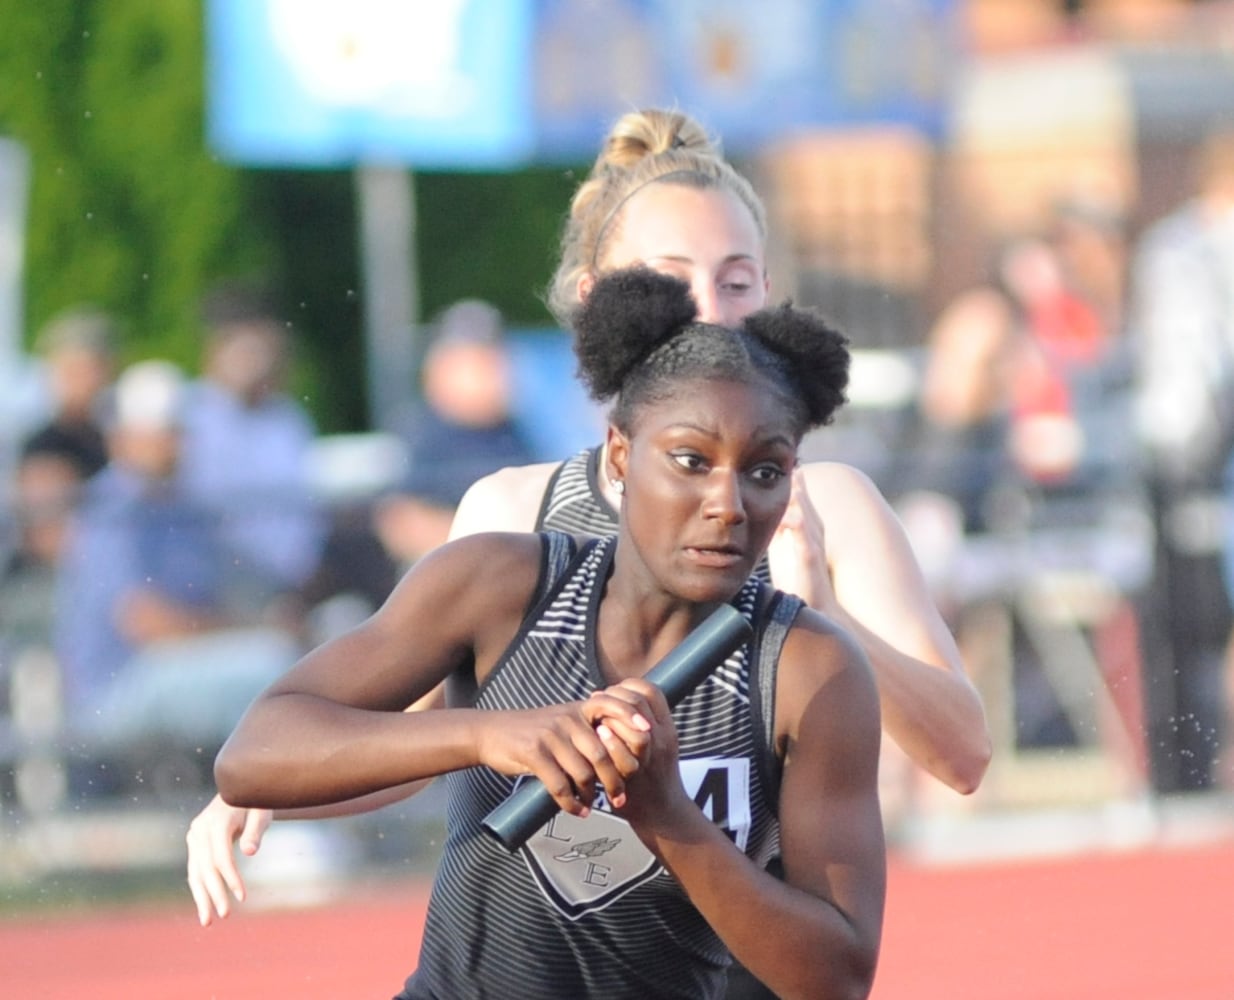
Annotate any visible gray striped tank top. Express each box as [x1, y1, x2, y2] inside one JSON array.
[[535, 446, 616, 537], [398, 533, 794, 1000]]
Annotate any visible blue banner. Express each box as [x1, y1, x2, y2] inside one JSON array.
[[206, 0, 959, 168], [530, 0, 960, 161], [207, 0, 535, 168]]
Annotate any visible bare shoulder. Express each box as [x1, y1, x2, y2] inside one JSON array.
[[797, 461, 890, 525], [260, 532, 550, 710], [782, 605, 875, 686], [775, 606, 879, 743], [376, 531, 548, 652], [419, 528, 546, 572], [448, 461, 562, 539]]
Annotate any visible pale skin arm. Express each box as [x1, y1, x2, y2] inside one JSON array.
[[603, 611, 885, 1000], [767, 462, 991, 794], [188, 690, 444, 925]]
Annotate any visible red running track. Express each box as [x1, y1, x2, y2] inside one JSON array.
[[2, 840, 1231, 999]]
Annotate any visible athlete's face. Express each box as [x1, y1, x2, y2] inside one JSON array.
[[591, 184, 769, 327], [606, 376, 796, 604]]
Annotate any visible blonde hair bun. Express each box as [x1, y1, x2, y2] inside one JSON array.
[[595, 109, 721, 172]]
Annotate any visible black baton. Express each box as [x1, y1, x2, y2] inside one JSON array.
[[482, 602, 753, 851]]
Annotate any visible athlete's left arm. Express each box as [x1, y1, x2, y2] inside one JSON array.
[[770, 462, 991, 794], [617, 613, 885, 1000]]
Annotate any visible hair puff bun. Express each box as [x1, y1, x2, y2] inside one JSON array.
[[573, 268, 699, 401]]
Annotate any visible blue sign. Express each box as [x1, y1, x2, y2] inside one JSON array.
[[530, 0, 661, 159], [206, 0, 958, 169], [529, 0, 960, 162], [207, 0, 535, 168], [650, 0, 837, 150], [805, 0, 961, 136]]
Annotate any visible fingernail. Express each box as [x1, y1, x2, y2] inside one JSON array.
[[597, 724, 613, 741], [633, 714, 650, 731]]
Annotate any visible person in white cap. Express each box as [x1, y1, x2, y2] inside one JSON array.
[[53, 361, 227, 744]]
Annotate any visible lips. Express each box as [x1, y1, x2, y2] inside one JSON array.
[[684, 544, 744, 568]]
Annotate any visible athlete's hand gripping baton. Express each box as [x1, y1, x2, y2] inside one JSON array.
[[482, 603, 753, 851]]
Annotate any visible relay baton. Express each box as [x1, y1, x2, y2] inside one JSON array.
[[482, 602, 753, 851]]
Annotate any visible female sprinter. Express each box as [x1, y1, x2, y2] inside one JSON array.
[[190, 110, 986, 944], [214, 268, 883, 1000]]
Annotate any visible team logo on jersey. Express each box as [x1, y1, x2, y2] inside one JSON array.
[[553, 837, 621, 863], [519, 757, 752, 919]]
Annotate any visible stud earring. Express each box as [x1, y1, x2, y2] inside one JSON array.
[[611, 479, 625, 495]]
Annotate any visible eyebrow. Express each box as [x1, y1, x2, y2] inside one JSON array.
[[665, 421, 796, 449], [645, 253, 761, 266]]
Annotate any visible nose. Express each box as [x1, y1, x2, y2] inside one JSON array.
[[691, 278, 723, 324], [702, 469, 746, 524]]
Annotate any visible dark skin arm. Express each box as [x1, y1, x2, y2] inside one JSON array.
[[214, 533, 653, 816], [600, 609, 885, 1000]]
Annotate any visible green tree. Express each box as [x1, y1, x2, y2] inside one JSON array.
[[416, 168, 579, 325], [0, 2, 273, 362], [0, 0, 577, 433]]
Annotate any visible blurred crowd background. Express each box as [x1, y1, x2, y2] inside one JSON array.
[[2, 0, 1234, 890]]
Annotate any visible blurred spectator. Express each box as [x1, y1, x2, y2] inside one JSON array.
[[1049, 191, 1131, 339], [998, 234, 1117, 490], [25, 305, 117, 480], [373, 300, 536, 566], [908, 262, 1018, 536], [904, 228, 1147, 782], [913, 230, 1130, 525], [0, 433, 97, 812], [53, 359, 301, 800], [1042, 193, 1140, 488], [1131, 128, 1234, 791], [53, 360, 228, 724], [906, 232, 1124, 534], [295, 432, 405, 641], [179, 283, 326, 613], [1133, 130, 1234, 488], [1, 434, 92, 643], [2, 309, 116, 808]]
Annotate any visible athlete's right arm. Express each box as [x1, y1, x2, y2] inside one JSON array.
[[214, 531, 651, 814]]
